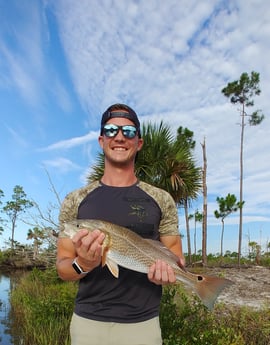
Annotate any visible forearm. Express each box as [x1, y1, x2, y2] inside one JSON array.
[[161, 235, 185, 265], [57, 254, 102, 281], [56, 256, 87, 281]]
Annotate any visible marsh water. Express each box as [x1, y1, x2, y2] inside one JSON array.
[[0, 272, 13, 344], [0, 271, 24, 345]]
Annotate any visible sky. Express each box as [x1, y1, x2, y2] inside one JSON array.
[[0, 0, 270, 255]]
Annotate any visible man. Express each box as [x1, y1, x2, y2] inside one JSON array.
[[57, 103, 185, 345]]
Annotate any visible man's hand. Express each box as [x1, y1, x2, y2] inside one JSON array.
[[72, 229, 105, 271], [147, 259, 176, 285]]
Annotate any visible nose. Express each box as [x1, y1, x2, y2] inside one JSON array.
[[114, 129, 125, 140]]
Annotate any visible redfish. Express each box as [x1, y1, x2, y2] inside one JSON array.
[[63, 219, 232, 309]]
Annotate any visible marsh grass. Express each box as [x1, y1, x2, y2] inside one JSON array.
[[10, 268, 270, 345], [10, 268, 77, 345]]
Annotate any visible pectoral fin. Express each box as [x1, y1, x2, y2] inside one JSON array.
[[101, 247, 119, 278], [105, 257, 119, 278]]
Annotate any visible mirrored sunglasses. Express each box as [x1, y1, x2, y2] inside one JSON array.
[[102, 124, 138, 139]]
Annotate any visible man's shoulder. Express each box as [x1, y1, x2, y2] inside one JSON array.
[[138, 181, 170, 197], [59, 180, 100, 231], [66, 180, 100, 199], [137, 181, 175, 208]]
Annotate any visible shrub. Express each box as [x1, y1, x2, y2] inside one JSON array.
[[10, 268, 77, 345], [160, 285, 269, 345]]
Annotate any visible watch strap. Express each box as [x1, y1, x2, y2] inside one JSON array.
[[72, 257, 90, 274]]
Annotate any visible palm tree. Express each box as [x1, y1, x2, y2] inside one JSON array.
[[135, 122, 201, 200]]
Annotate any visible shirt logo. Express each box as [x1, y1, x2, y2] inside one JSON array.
[[129, 204, 147, 220]]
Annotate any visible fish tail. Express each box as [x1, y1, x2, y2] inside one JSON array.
[[193, 275, 233, 310]]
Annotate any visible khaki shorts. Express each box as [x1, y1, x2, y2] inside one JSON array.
[[70, 313, 162, 345]]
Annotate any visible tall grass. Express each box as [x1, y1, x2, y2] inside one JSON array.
[[10, 268, 77, 345], [10, 268, 270, 345]]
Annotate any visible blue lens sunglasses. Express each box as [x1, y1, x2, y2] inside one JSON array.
[[102, 124, 138, 139]]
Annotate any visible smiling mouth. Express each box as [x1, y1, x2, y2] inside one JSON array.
[[113, 147, 127, 151]]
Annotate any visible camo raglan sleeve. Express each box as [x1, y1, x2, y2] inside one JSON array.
[[138, 181, 179, 236], [58, 182, 100, 238], [58, 190, 82, 238], [158, 189, 179, 236]]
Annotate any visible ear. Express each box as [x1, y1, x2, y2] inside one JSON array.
[[98, 135, 104, 149], [137, 138, 144, 152]]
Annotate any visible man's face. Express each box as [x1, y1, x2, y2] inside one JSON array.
[[98, 116, 143, 166]]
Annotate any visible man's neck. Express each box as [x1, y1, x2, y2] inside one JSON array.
[[101, 167, 137, 187]]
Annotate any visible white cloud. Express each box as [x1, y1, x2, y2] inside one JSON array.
[[41, 130, 98, 151], [42, 157, 80, 173]]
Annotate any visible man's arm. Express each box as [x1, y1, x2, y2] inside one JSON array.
[[161, 235, 185, 266], [147, 235, 185, 285]]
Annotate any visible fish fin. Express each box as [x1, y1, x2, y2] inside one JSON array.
[[101, 245, 109, 266], [105, 257, 119, 278], [192, 275, 233, 310], [101, 247, 119, 278]]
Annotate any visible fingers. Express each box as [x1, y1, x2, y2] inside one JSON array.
[[148, 260, 176, 285], [72, 229, 106, 268]]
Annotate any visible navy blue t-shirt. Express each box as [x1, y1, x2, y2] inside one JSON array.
[[75, 182, 162, 323], [59, 180, 179, 323]]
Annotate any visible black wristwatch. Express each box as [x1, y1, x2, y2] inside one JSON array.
[[72, 257, 90, 274]]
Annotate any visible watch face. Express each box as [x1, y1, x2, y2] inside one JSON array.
[[72, 258, 89, 274], [72, 260, 82, 274]]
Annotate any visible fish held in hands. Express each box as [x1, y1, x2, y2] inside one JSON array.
[[63, 219, 233, 310]]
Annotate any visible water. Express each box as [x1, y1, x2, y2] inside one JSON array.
[[0, 273, 13, 344]]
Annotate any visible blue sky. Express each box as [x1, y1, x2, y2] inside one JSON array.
[[1, 0, 270, 255]]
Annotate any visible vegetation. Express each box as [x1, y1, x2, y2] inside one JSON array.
[[9, 267, 270, 345], [10, 268, 77, 345], [222, 71, 265, 265], [161, 285, 270, 345]]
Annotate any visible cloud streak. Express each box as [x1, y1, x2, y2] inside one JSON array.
[[40, 131, 98, 151]]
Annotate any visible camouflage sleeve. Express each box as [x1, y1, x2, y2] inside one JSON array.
[[58, 190, 81, 238], [58, 181, 100, 238], [138, 181, 179, 236], [158, 189, 179, 237]]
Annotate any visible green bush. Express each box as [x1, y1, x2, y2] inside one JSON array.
[[160, 285, 270, 345], [10, 268, 77, 345]]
